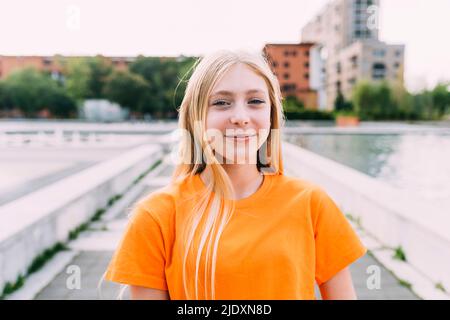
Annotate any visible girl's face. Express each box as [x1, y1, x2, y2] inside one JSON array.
[[205, 63, 271, 165]]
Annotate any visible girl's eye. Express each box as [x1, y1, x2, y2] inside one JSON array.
[[212, 100, 229, 106], [211, 99, 265, 106]]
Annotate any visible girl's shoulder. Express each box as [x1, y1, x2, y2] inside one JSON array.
[[271, 173, 325, 197], [132, 175, 193, 222]]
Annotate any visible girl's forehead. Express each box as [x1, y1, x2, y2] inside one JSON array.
[[208, 63, 269, 97], [210, 88, 266, 98]]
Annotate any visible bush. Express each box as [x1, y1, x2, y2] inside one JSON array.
[[284, 109, 335, 120], [0, 68, 77, 118]]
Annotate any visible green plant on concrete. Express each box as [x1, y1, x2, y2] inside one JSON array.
[[27, 242, 67, 274], [435, 282, 446, 293], [68, 222, 90, 241], [355, 216, 362, 228], [1, 242, 67, 299], [133, 159, 162, 185], [1, 161, 163, 299], [0, 274, 24, 299], [107, 194, 122, 207], [393, 246, 407, 262], [345, 212, 362, 228], [398, 278, 412, 290], [91, 208, 106, 222]]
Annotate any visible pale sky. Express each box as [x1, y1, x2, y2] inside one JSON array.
[[0, 0, 449, 92]]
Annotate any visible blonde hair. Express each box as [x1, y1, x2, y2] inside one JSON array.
[[172, 49, 286, 299]]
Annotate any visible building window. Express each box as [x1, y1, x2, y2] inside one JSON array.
[[350, 55, 358, 68], [272, 61, 278, 68], [336, 62, 341, 74], [304, 73, 309, 79], [372, 63, 386, 79], [373, 49, 385, 57], [284, 50, 289, 57], [304, 62, 309, 68], [292, 51, 297, 57], [394, 62, 400, 68], [395, 50, 402, 57], [305, 51, 309, 57], [284, 61, 290, 68], [281, 83, 296, 91], [283, 73, 290, 79]]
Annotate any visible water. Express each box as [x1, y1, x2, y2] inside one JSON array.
[[286, 133, 450, 210]]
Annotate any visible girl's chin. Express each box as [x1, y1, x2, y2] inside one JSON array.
[[213, 154, 258, 165]]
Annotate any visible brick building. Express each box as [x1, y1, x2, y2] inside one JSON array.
[[263, 43, 318, 109], [0, 55, 136, 80]]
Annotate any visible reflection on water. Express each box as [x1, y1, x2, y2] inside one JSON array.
[[286, 133, 450, 208]]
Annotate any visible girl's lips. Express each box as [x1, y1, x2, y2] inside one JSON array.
[[225, 135, 257, 142], [225, 134, 256, 138]]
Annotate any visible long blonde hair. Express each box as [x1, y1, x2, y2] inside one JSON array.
[[172, 49, 286, 299]]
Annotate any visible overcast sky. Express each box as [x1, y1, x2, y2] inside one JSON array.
[[1, 0, 449, 92]]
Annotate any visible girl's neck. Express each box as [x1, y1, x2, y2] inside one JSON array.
[[200, 163, 263, 200]]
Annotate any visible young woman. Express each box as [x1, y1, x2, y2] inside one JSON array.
[[103, 49, 367, 300]]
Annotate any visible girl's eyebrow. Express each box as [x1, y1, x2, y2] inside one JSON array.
[[210, 89, 265, 97]]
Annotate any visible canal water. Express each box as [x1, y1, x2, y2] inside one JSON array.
[[285, 122, 450, 211]]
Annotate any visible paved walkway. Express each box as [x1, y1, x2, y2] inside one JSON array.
[[33, 158, 420, 300]]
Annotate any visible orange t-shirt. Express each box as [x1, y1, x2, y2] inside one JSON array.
[[104, 173, 367, 300]]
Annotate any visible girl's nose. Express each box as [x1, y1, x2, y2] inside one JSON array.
[[229, 104, 250, 126]]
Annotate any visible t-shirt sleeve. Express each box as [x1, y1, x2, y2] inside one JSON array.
[[311, 187, 367, 286], [104, 201, 168, 290]]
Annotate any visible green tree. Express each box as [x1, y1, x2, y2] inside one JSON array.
[[129, 56, 163, 114], [3, 68, 76, 118], [352, 81, 397, 120], [0, 81, 13, 112], [352, 81, 376, 120], [282, 95, 304, 113], [391, 82, 414, 119], [334, 91, 354, 113], [44, 89, 78, 118], [129, 56, 198, 118], [85, 56, 113, 99], [431, 83, 450, 117], [377, 81, 395, 119], [64, 57, 91, 101], [174, 56, 198, 107], [103, 70, 151, 114]]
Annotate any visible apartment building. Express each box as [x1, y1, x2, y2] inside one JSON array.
[[301, 0, 405, 110], [263, 43, 318, 109]]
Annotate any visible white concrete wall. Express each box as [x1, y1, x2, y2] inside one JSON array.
[[0, 143, 163, 293], [282, 141, 450, 292]]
